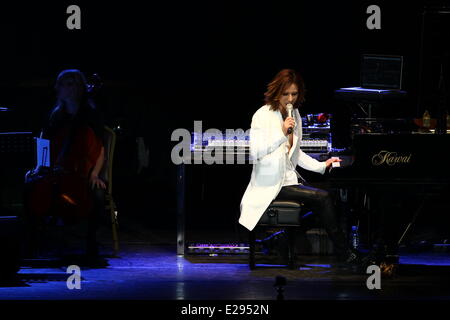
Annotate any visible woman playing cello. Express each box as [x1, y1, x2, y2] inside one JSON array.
[[27, 69, 106, 260]]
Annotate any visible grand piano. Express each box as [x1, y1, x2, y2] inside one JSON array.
[[326, 132, 450, 262]]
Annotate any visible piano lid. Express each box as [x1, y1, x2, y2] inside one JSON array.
[[331, 133, 450, 183]]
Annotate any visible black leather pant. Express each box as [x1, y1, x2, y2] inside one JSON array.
[[274, 184, 349, 256]]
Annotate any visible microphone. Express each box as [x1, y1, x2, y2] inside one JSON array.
[[286, 103, 294, 134]]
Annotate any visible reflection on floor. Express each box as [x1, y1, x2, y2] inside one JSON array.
[[1, 242, 450, 300]]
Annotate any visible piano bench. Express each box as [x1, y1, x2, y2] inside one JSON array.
[[249, 200, 303, 270]]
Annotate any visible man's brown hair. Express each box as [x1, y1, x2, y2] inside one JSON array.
[[264, 69, 306, 112]]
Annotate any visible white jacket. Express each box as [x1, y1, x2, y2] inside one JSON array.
[[239, 105, 326, 231]]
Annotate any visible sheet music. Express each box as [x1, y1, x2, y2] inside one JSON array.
[[36, 137, 50, 167]]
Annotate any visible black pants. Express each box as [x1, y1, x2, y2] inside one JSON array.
[[86, 186, 106, 256], [274, 184, 349, 256]]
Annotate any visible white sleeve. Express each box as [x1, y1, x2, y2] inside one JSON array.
[[297, 149, 327, 174], [250, 110, 287, 162]]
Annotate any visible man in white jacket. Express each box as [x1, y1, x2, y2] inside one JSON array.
[[239, 69, 360, 264]]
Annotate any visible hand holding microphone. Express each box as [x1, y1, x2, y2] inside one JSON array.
[[282, 103, 295, 136]]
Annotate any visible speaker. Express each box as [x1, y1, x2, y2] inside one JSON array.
[[0, 132, 34, 216], [0, 216, 21, 278]]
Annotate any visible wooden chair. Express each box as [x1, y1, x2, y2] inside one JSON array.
[[100, 126, 119, 255]]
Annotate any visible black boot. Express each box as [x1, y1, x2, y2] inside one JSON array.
[[341, 248, 362, 264], [327, 228, 367, 269]]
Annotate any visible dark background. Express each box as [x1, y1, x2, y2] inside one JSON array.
[[0, 1, 448, 238]]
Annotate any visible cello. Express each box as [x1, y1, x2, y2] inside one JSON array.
[[25, 73, 104, 224]]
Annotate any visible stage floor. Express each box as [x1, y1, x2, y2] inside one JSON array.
[[1, 242, 450, 300], [0, 215, 449, 300]]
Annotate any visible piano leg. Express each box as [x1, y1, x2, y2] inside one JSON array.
[[397, 197, 427, 246]]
